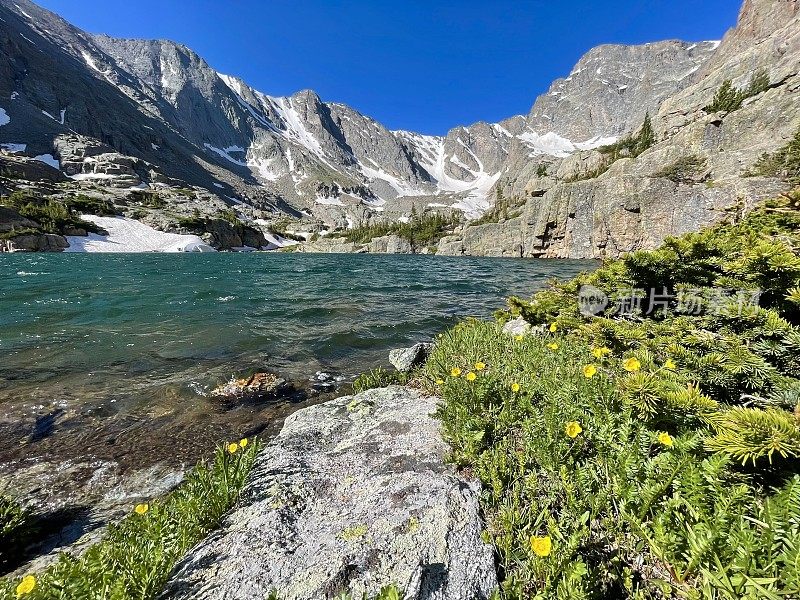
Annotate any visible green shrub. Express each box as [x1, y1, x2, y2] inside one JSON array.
[[64, 195, 117, 217], [219, 208, 243, 227], [0, 192, 104, 235], [0, 439, 260, 600], [129, 190, 166, 209], [746, 127, 800, 184], [598, 113, 656, 161], [336, 210, 461, 250], [428, 191, 800, 598], [352, 367, 409, 394], [704, 69, 770, 114], [653, 155, 708, 184], [176, 215, 207, 231], [568, 114, 656, 182], [0, 496, 34, 573], [471, 190, 527, 226]]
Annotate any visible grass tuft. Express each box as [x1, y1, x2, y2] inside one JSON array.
[[1, 439, 260, 600]]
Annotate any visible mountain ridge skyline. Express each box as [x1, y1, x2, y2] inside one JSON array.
[[33, 0, 740, 135]]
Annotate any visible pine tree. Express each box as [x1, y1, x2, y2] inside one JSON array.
[[746, 68, 770, 98], [634, 112, 656, 157], [705, 79, 745, 113]]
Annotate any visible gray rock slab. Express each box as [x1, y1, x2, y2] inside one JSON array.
[[161, 386, 497, 600]]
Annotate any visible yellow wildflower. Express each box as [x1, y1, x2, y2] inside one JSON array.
[[475, 361, 486, 371], [514, 334, 523, 342], [239, 438, 249, 449], [547, 342, 559, 351], [16, 575, 36, 597], [623, 357, 641, 372], [511, 382, 521, 393], [530, 535, 552, 557], [227, 442, 239, 454], [657, 432, 674, 447], [583, 364, 598, 379], [435, 379, 444, 385], [565, 421, 583, 438], [592, 346, 611, 359], [665, 358, 676, 370], [450, 367, 462, 377], [134, 503, 149, 515], [549, 322, 558, 333], [466, 372, 477, 382]]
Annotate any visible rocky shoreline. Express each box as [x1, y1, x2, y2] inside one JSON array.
[[1, 341, 500, 598], [162, 386, 497, 600], [0, 371, 346, 579]]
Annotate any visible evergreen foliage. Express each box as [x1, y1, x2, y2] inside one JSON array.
[[704, 69, 771, 114], [598, 113, 656, 161], [653, 155, 708, 184], [471, 189, 527, 226], [0, 191, 108, 235], [568, 114, 657, 182], [334, 211, 460, 250], [747, 127, 800, 184], [426, 190, 800, 598]]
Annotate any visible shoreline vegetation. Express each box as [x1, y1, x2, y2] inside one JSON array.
[[2, 190, 799, 598], [421, 189, 800, 598], [1, 440, 259, 600]]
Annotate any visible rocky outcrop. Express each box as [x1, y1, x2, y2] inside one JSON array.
[[526, 41, 719, 142], [367, 234, 413, 254], [210, 373, 286, 401], [388, 343, 433, 372], [4, 232, 69, 252], [0, 205, 38, 232], [162, 387, 498, 599], [0, 155, 67, 182], [441, 0, 800, 259]]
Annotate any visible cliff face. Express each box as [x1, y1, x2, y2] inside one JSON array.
[[0, 0, 796, 253], [439, 0, 800, 259]]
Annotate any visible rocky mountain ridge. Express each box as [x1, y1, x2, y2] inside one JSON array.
[[0, 0, 731, 248], [0, 0, 796, 256], [437, 0, 800, 258]]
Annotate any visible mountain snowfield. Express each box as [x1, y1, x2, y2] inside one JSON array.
[[0, 0, 721, 230]]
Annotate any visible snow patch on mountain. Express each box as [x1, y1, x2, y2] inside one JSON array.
[[34, 154, 59, 169], [65, 215, 215, 253], [517, 131, 617, 158]]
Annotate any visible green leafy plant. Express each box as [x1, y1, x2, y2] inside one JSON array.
[[352, 367, 409, 394], [0, 496, 34, 573], [0, 439, 260, 600], [428, 190, 800, 598]]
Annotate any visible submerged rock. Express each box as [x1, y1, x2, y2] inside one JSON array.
[[162, 386, 498, 599], [388, 343, 433, 372], [210, 373, 285, 400]]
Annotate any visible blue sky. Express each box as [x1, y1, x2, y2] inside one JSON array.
[[37, 0, 740, 135]]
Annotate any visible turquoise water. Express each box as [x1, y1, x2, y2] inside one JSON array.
[[0, 253, 594, 465]]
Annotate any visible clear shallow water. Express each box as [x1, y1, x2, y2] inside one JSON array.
[[0, 253, 594, 466]]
